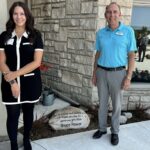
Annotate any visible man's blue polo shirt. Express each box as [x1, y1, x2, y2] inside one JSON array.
[[95, 22, 137, 67]]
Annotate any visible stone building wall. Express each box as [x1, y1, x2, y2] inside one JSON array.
[[92, 85, 150, 111], [31, 0, 150, 110], [31, 0, 98, 106]]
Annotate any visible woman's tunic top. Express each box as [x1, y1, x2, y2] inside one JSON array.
[[0, 30, 43, 105]]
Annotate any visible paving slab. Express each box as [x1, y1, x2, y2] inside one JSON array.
[[19, 120, 150, 150], [0, 97, 70, 149], [0, 133, 23, 150]]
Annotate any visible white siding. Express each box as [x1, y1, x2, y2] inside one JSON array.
[[0, 0, 7, 136], [0, 0, 7, 33]]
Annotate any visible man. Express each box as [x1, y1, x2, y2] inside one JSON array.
[[138, 32, 149, 62], [92, 2, 137, 145]]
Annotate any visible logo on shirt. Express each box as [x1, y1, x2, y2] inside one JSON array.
[[115, 32, 124, 36]]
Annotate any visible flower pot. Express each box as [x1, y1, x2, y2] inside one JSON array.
[[42, 93, 55, 106], [42, 88, 55, 106]]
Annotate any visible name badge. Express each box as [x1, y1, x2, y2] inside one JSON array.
[[115, 32, 124, 36], [6, 39, 14, 45]]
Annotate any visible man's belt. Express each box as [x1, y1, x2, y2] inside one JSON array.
[[97, 65, 125, 71]]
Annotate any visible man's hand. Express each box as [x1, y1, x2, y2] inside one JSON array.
[[11, 82, 20, 99], [92, 74, 97, 86], [121, 77, 131, 90]]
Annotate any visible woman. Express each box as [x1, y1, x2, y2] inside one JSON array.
[[0, 1, 43, 150]]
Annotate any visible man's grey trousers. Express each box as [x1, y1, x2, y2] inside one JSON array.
[[96, 68, 126, 134]]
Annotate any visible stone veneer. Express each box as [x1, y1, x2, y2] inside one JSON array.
[[31, 0, 150, 110]]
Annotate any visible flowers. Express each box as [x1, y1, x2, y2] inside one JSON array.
[[39, 62, 52, 72]]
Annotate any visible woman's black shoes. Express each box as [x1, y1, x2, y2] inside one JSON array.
[[11, 141, 18, 150], [23, 139, 32, 150]]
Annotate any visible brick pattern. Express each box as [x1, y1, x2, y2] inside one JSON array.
[[92, 86, 150, 111]]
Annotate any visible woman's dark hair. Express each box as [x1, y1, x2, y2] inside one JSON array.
[[5, 1, 37, 42]]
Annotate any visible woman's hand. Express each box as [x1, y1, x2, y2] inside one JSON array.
[[4, 71, 18, 82], [11, 82, 20, 99]]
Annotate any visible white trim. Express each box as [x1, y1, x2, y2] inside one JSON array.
[[0, 48, 4, 51], [2, 98, 40, 105], [22, 42, 32, 45], [16, 37, 22, 103], [24, 73, 35, 77], [35, 49, 44, 51], [12, 30, 29, 38]]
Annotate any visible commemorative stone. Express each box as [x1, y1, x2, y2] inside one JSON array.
[[48, 106, 90, 130]]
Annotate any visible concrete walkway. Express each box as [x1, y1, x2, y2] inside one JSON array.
[[1, 120, 150, 150], [18, 120, 150, 150], [0, 97, 70, 150]]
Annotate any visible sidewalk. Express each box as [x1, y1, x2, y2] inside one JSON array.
[[19, 120, 150, 150], [0, 98, 70, 150]]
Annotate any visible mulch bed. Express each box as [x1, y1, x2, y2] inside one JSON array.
[[18, 107, 150, 141]]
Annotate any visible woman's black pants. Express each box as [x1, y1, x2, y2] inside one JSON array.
[[5, 103, 34, 143]]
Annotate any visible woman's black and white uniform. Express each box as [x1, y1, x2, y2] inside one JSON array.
[[0, 30, 43, 105]]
